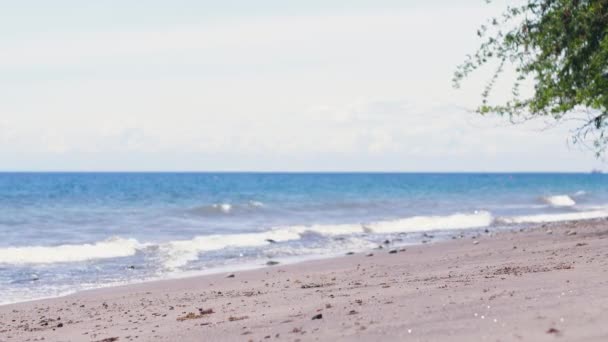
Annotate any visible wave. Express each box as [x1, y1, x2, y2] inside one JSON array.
[[158, 229, 302, 269], [497, 209, 608, 224], [157, 224, 369, 269], [0, 211, 494, 267], [12, 206, 608, 267], [0, 237, 142, 265], [190, 201, 265, 216], [542, 195, 576, 207], [367, 211, 493, 233], [283, 224, 366, 236], [572, 190, 587, 197]]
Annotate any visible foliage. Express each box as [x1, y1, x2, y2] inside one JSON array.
[[454, 0, 608, 155]]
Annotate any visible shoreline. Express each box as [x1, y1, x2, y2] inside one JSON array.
[[2, 219, 608, 341], [0, 226, 485, 308], [0, 250, 366, 308]]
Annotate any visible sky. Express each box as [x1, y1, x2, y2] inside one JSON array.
[[0, 0, 604, 171]]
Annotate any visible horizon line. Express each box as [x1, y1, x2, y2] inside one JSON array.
[[0, 170, 603, 174]]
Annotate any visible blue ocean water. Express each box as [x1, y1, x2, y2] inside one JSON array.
[[0, 172, 607, 304]]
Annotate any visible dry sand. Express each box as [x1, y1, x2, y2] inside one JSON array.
[[1, 219, 608, 341]]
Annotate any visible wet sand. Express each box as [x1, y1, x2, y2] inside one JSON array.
[[1, 219, 608, 341]]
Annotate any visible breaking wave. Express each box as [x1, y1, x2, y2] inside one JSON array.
[[158, 229, 302, 269], [497, 209, 608, 224], [0, 211, 492, 267], [542, 195, 576, 207], [5, 205, 608, 268], [190, 201, 265, 216], [367, 211, 493, 233], [0, 237, 143, 265]]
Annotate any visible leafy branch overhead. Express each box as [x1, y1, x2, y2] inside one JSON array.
[[454, 0, 608, 155]]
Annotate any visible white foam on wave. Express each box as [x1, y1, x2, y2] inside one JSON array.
[[159, 229, 302, 269], [0, 237, 142, 265], [158, 222, 379, 269], [542, 195, 576, 207], [248, 201, 264, 208], [367, 211, 494, 234], [573, 190, 587, 197], [498, 209, 608, 224], [284, 224, 366, 236], [211, 203, 232, 213]]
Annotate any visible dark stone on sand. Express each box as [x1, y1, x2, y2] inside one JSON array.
[[266, 239, 277, 244], [266, 260, 280, 266], [383, 239, 391, 245], [198, 308, 214, 315], [127, 265, 136, 270], [366, 253, 374, 257], [312, 313, 323, 320], [345, 252, 355, 255], [57, 323, 63, 328], [226, 274, 235, 278], [389, 249, 398, 254]]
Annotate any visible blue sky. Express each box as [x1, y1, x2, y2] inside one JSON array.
[[0, 1, 604, 171]]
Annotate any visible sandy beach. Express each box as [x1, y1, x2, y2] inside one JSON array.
[[1, 219, 608, 342]]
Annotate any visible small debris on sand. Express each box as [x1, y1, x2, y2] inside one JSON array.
[[312, 314, 323, 320], [389, 249, 398, 254], [546, 327, 561, 335], [566, 230, 577, 236], [473, 241, 479, 245], [228, 315, 248, 321], [301, 283, 332, 289], [266, 260, 280, 266], [176, 309, 214, 321], [226, 274, 235, 278], [366, 253, 374, 257], [94, 338, 119, 342], [345, 252, 355, 255], [266, 239, 277, 244], [546, 230, 553, 235]]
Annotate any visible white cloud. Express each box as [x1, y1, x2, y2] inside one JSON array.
[[0, 3, 601, 171]]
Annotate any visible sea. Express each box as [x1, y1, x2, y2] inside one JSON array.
[[1, 172, 607, 305]]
